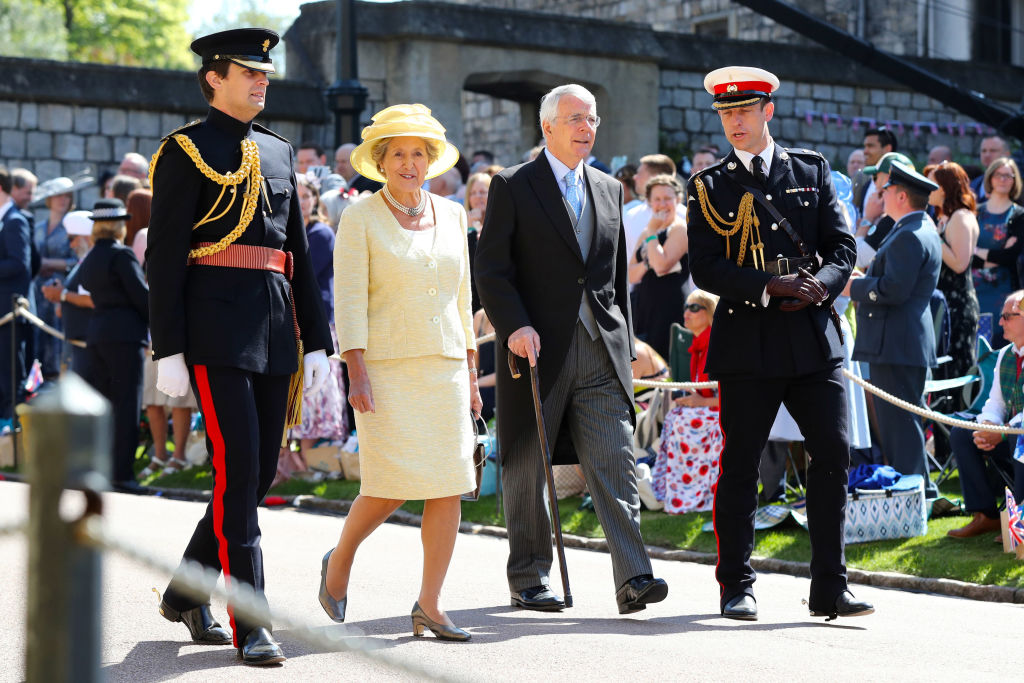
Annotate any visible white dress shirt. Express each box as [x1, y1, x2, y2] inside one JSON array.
[[544, 148, 587, 216], [977, 343, 1024, 425]]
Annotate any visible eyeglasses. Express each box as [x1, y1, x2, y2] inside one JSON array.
[[685, 303, 706, 313], [992, 172, 1016, 181], [557, 114, 601, 128], [999, 312, 1022, 321]]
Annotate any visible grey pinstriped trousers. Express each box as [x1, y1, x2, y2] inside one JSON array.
[[502, 321, 653, 593]]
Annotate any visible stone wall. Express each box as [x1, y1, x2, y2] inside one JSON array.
[[460, 92, 526, 167], [0, 56, 326, 209]]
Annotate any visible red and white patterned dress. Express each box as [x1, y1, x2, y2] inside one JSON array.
[[651, 327, 722, 514]]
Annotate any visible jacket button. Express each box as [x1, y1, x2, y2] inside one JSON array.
[[771, 223, 778, 231], [728, 308, 734, 314], [766, 194, 773, 200], [428, 287, 437, 296], [432, 316, 440, 324], [868, 312, 873, 317], [577, 278, 585, 285], [804, 201, 810, 206], [427, 261, 436, 269]]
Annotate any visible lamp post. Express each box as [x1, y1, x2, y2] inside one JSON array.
[[325, 0, 368, 147]]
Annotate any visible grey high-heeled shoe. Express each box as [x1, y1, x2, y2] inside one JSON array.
[[410, 601, 470, 641], [318, 549, 347, 622]]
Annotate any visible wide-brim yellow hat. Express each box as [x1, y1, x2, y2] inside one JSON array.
[[349, 104, 460, 183]]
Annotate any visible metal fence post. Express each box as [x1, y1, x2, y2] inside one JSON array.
[[24, 373, 111, 683]]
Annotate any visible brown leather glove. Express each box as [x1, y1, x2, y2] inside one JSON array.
[[767, 267, 828, 311]]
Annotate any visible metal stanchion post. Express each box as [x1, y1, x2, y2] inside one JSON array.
[[10, 294, 17, 467], [24, 373, 111, 683]]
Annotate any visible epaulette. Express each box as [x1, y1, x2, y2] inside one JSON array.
[[252, 122, 290, 144], [160, 119, 202, 141], [692, 158, 726, 179], [784, 147, 825, 160]]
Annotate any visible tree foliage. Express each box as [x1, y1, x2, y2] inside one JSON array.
[[62, 0, 195, 69], [0, 0, 70, 60], [193, 0, 294, 76]]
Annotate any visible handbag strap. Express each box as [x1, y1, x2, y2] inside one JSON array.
[[474, 414, 488, 437]]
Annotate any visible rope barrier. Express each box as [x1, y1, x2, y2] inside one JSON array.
[[0, 297, 86, 348], [0, 520, 26, 538], [75, 516, 466, 681]]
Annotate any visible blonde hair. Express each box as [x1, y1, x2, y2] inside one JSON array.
[[687, 289, 720, 317], [464, 172, 491, 211], [645, 173, 683, 201], [296, 175, 328, 224], [984, 157, 1022, 200], [369, 136, 442, 177], [92, 219, 127, 241]]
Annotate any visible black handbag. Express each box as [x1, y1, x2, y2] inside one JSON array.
[[462, 415, 489, 501]]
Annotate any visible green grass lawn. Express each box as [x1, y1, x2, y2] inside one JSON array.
[[143, 464, 1024, 589]]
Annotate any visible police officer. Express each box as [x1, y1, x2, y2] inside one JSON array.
[[147, 28, 332, 665], [686, 66, 873, 621]]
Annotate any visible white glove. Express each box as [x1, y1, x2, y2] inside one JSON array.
[[156, 353, 190, 398], [304, 349, 330, 396]]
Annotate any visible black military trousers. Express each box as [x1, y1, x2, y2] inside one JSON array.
[[0, 319, 27, 420], [162, 365, 289, 646], [715, 363, 850, 611], [83, 341, 145, 484]]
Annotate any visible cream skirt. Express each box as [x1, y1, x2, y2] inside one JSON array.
[[355, 354, 476, 500]]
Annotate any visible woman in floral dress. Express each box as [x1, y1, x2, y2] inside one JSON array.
[[652, 289, 721, 514]]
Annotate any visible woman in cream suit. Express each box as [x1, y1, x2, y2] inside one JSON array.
[[322, 104, 481, 641]]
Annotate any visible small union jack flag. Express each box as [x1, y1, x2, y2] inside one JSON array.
[[1007, 488, 1024, 549]]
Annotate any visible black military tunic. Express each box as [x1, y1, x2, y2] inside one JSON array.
[[686, 143, 857, 612], [149, 106, 332, 644]]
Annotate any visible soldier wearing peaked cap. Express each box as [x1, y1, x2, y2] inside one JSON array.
[[847, 162, 942, 497], [146, 28, 333, 666], [686, 66, 874, 622]]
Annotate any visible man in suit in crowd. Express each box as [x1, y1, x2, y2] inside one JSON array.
[[970, 135, 1011, 202], [333, 142, 383, 193], [852, 126, 897, 223], [847, 162, 942, 497], [475, 83, 667, 615], [147, 28, 332, 665], [687, 66, 871, 622], [0, 166, 33, 425]]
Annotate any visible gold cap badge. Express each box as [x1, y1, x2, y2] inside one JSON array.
[[262, 39, 270, 52], [727, 83, 738, 92]]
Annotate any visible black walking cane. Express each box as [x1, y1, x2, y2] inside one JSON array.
[[507, 351, 573, 608]]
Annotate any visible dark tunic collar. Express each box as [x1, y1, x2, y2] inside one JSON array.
[[206, 106, 253, 140]]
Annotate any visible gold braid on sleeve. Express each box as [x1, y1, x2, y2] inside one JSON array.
[[693, 176, 765, 270], [148, 133, 263, 259]]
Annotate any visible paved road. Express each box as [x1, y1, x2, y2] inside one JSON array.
[[0, 480, 1018, 682]]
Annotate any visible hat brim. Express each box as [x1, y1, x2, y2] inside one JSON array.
[[30, 177, 94, 206], [862, 165, 880, 176], [228, 58, 275, 74], [350, 133, 460, 184]]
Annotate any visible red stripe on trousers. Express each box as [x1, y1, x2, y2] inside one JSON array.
[[712, 383, 726, 601], [193, 365, 237, 646]]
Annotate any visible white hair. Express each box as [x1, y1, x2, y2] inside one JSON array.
[[538, 84, 597, 133]]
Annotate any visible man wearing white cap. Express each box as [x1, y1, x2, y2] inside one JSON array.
[[687, 66, 873, 622]]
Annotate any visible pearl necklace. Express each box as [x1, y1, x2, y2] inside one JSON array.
[[382, 184, 426, 217]]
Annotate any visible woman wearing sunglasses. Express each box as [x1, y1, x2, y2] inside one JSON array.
[[649, 289, 723, 514]]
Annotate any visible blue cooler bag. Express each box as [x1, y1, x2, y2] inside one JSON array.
[[844, 474, 928, 544]]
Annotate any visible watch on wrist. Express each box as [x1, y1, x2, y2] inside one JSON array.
[[59, 289, 68, 303]]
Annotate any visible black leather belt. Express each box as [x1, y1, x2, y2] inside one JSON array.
[[760, 256, 818, 276]]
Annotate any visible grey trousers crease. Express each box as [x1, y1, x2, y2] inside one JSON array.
[[501, 322, 652, 592]]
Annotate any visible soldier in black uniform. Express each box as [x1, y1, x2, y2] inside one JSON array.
[[686, 66, 874, 622], [146, 28, 333, 665]]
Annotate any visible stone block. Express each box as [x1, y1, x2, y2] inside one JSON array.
[[676, 71, 705, 89], [101, 109, 128, 136], [889, 91, 911, 107], [683, 109, 702, 133], [796, 83, 812, 98], [660, 108, 682, 130], [55, 134, 85, 161], [20, 103, 37, 129], [657, 88, 672, 108], [137, 137, 161, 158], [274, 122, 302, 144], [0, 102, 18, 127], [912, 93, 933, 109], [672, 89, 693, 109], [803, 121, 825, 143], [38, 104, 73, 132], [26, 132, 52, 159], [773, 97, 794, 117], [85, 135, 111, 163], [898, 108, 918, 124], [839, 103, 859, 118], [870, 89, 887, 106], [854, 88, 869, 105], [701, 114, 721, 135], [113, 136, 136, 160], [794, 98, 814, 115], [160, 113, 186, 135], [781, 118, 799, 141], [128, 110, 161, 138], [660, 70, 679, 88], [812, 83, 832, 100], [34, 159, 60, 182], [73, 106, 99, 134], [833, 86, 854, 104], [876, 106, 895, 122], [1, 130, 26, 158]]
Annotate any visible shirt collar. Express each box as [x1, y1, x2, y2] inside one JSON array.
[[544, 148, 584, 188], [207, 106, 254, 140], [733, 139, 775, 176]]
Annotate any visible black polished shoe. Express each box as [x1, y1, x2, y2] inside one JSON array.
[[721, 594, 758, 621], [809, 590, 874, 621], [511, 585, 565, 611], [237, 627, 285, 666], [159, 601, 232, 645], [615, 574, 668, 615]]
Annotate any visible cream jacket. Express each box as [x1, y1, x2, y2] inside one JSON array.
[[335, 192, 476, 361]]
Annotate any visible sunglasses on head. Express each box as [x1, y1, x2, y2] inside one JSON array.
[[685, 303, 706, 313]]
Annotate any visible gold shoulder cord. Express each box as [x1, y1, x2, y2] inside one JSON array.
[[693, 176, 766, 270], [149, 133, 263, 259]]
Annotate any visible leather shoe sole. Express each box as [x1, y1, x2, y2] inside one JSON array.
[[616, 578, 668, 614], [510, 587, 565, 612]]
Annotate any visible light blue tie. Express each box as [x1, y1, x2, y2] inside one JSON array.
[[564, 170, 582, 222]]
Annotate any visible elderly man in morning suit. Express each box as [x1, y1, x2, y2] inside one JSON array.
[[475, 84, 667, 615], [847, 162, 942, 498]]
